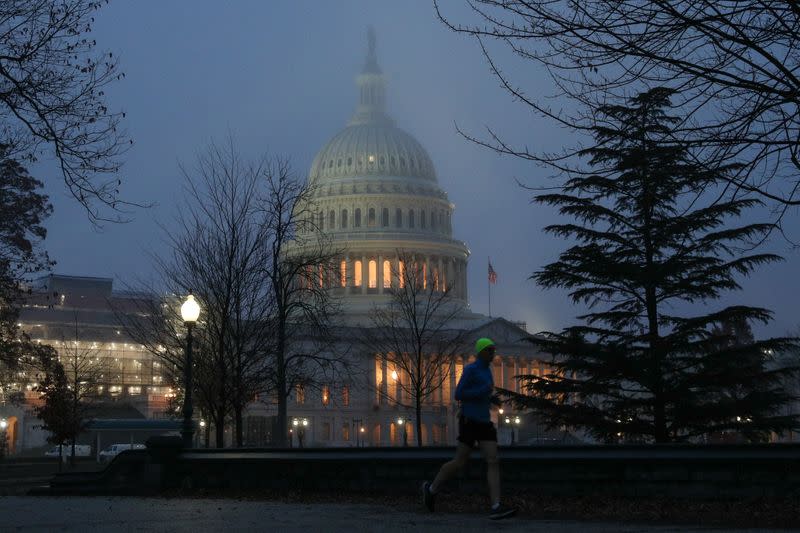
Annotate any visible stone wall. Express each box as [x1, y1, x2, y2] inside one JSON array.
[[155, 444, 800, 500]]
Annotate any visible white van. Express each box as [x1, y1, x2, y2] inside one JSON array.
[[98, 443, 146, 463], [44, 444, 91, 461]]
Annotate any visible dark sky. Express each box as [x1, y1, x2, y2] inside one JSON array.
[[35, 1, 799, 338]]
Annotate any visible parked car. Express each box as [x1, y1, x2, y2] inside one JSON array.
[[44, 444, 91, 461], [98, 443, 146, 463]]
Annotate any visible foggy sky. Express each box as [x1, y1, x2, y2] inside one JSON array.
[[35, 0, 799, 338]]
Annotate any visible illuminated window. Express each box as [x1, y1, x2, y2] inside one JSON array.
[[322, 385, 330, 406], [422, 262, 427, 289], [354, 260, 363, 286], [368, 260, 377, 288], [433, 267, 440, 291], [368, 208, 376, 227], [383, 261, 391, 288], [355, 208, 361, 228], [341, 209, 348, 229], [109, 385, 122, 396], [375, 359, 383, 403], [340, 261, 347, 287], [342, 424, 350, 441], [398, 261, 405, 288], [318, 264, 324, 287], [295, 384, 305, 405], [342, 385, 350, 407], [129, 386, 142, 395]]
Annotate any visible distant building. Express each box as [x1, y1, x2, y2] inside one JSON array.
[[240, 32, 548, 448], [8, 274, 173, 451]]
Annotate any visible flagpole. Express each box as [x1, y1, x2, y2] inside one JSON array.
[[488, 256, 492, 318]]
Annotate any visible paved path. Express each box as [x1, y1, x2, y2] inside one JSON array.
[[0, 497, 794, 532]]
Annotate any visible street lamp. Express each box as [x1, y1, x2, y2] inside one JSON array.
[[397, 417, 408, 447], [502, 414, 522, 445], [180, 293, 200, 448]]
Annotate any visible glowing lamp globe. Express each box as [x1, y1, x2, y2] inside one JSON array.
[[181, 294, 201, 323]]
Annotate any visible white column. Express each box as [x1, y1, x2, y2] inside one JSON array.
[[361, 254, 367, 294], [378, 253, 384, 294]]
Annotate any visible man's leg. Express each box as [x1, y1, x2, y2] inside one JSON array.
[[430, 442, 471, 492], [478, 440, 516, 520], [477, 440, 500, 506]]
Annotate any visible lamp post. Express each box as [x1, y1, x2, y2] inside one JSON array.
[[180, 293, 200, 448], [397, 417, 408, 447], [0, 419, 7, 459], [503, 414, 522, 445]]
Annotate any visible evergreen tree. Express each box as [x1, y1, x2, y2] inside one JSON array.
[[510, 88, 799, 443]]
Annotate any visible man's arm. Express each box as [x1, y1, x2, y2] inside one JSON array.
[[455, 366, 492, 401]]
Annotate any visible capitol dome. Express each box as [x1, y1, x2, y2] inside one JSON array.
[[309, 122, 437, 182], [297, 29, 470, 313]]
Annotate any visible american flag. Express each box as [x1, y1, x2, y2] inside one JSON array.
[[488, 260, 497, 284]]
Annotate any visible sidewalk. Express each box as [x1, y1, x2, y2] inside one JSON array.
[[0, 497, 793, 532]]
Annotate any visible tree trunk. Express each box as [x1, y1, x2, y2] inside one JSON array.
[[235, 406, 243, 447], [215, 407, 225, 447], [416, 395, 423, 447], [275, 330, 288, 447]]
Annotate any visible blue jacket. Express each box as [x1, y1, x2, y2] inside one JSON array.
[[455, 359, 494, 423]]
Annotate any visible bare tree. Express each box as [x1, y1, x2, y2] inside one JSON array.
[[261, 163, 348, 447], [0, 0, 133, 222], [435, 1, 800, 229], [360, 251, 468, 447], [151, 138, 277, 447], [57, 316, 103, 464]]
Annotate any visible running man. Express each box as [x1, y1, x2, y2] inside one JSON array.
[[421, 337, 517, 520]]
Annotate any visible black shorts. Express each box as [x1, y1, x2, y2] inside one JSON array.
[[457, 416, 497, 447]]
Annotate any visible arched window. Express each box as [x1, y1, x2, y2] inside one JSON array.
[[368, 260, 377, 288], [368, 208, 376, 227], [319, 211, 325, 231], [381, 208, 389, 227], [431, 210, 437, 230], [341, 209, 348, 229], [354, 260, 363, 287], [420, 209, 426, 229], [329, 210, 335, 229], [409, 209, 415, 228], [340, 260, 347, 287], [383, 260, 391, 288], [355, 208, 361, 228], [395, 208, 402, 227]]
